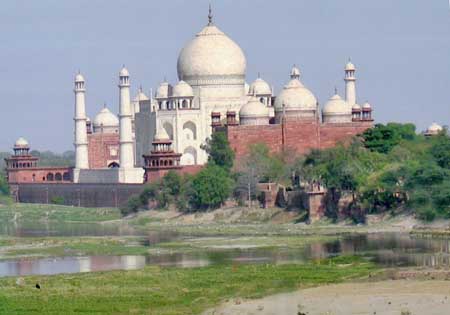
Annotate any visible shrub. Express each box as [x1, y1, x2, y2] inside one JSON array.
[[120, 195, 143, 216], [50, 196, 65, 205]]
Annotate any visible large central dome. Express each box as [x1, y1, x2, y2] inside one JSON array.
[[177, 22, 246, 86]]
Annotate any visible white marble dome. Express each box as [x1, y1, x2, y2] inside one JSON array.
[[346, 61, 356, 71], [362, 102, 372, 110], [93, 107, 119, 133], [323, 94, 351, 115], [75, 73, 85, 82], [172, 80, 194, 97], [15, 137, 29, 147], [240, 96, 270, 118], [119, 67, 129, 77], [352, 103, 362, 110], [239, 96, 270, 126], [275, 78, 317, 112], [428, 122, 443, 133], [249, 77, 271, 95], [177, 24, 246, 84]]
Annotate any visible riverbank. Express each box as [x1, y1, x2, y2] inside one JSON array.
[[206, 278, 450, 315], [0, 256, 376, 315]]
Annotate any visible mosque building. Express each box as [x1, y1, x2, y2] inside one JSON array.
[[7, 8, 380, 186]]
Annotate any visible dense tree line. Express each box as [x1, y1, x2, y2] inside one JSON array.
[[120, 124, 450, 222]]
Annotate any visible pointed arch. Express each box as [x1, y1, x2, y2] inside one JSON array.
[[182, 121, 197, 141]]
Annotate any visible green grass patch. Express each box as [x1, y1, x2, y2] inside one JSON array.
[[0, 256, 377, 315], [0, 237, 149, 259], [0, 203, 121, 223]]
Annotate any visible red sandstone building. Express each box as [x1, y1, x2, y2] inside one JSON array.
[[4, 138, 72, 184]]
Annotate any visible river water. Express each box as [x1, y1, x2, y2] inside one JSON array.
[[1, 221, 450, 277]]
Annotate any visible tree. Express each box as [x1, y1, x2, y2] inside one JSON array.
[[362, 123, 417, 154], [190, 165, 233, 210], [202, 131, 235, 171], [235, 143, 287, 207], [0, 173, 9, 196], [429, 132, 450, 169]]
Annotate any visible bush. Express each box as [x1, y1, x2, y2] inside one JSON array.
[[120, 195, 143, 216], [190, 165, 233, 210], [416, 207, 436, 222], [50, 196, 65, 205]]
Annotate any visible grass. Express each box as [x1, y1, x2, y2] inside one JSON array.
[[0, 256, 377, 315], [0, 203, 121, 223], [0, 237, 150, 259]]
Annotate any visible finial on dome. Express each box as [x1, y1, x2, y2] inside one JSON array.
[[334, 86, 338, 95], [257, 72, 261, 78], [208, 3, 213, 25], [103, 102, 107, 108]]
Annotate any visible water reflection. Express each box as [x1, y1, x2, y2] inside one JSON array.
[[2, 233, 450, 277], [0, 220, 138, 237]]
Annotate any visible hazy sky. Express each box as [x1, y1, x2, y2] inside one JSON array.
[[0, 0, 449, 152]]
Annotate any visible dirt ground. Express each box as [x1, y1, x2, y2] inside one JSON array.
[[204, 280, 450, 315]]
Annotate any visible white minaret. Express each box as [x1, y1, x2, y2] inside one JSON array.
[[74, 72, 89, 172], [118, 66, 134, 169], [344, 59, 357, 106]]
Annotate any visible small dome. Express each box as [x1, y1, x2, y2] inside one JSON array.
[[93, 107, 119, 129], [290, 65, 301, 79], [240, 96, 270, 118], [352, 103, 361, 110], [362, 102, 372, 110], [154, 126, 170, 141], [156, 81, 172, 99], [177, 24, 246, 83], [428, 122, 443, 133], [86, 117, 91, 122], [172, 80, 194, 97], [275, 75, 317, 112], [15, 137, 29, 147], [134, 87, 150, 102], [119, 66, 129, 77], [346, 61, 356, 71], [75, 73, 85, 82], [323, 94, 351, 115], [249, 77, 271, 95]]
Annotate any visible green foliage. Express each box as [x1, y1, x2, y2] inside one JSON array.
[[429, 132, 450, 169], [120, 195, 143, 216], [0, 173, 9, 196], [190, 165, 233, 210], [30, 150, 75, 167], [362, 123, 417, 153], [50, 196, 65, 205], [202, 131, 235, 171]]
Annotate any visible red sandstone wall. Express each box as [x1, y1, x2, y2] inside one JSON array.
[[319, 122, 372, 150], [88, 133, 120, 169], [227, 121, 372, 163], [227, 124, 282, 161], [7, 167, 72, 184]]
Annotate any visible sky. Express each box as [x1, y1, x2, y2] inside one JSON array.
[[0, 0, 449, 152]]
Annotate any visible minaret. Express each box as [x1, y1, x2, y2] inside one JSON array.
[[344, 59, 357, 106], [118, 66, 134, 169], [74, 72, 89, 171]]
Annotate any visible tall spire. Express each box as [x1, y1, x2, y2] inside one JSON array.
[[208, 3, 213, 25]]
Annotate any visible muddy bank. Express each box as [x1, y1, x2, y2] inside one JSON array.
[[205, 280, 450, 315]]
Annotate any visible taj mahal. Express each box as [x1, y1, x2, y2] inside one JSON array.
[[6, 7, 381, 187]]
